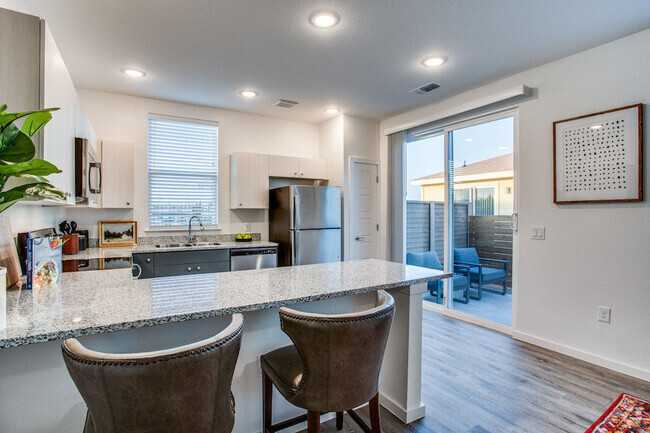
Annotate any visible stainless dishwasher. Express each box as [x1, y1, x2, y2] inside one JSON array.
[[230, 247, 277, 271]]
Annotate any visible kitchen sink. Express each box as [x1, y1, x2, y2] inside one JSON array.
[[155, 242, 221, 248]]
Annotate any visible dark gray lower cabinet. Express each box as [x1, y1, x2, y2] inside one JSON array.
[[133, 249, 230, 279]]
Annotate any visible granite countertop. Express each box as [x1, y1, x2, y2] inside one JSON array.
[[66, 241, 278, 260], [1, 259, 450, 348]]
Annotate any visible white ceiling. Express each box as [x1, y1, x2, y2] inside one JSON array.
[[23, 0, 650, 124]]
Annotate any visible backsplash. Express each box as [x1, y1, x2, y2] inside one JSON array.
[[88, 232, 262, 248]]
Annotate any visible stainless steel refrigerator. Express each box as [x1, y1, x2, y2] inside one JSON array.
[[269, 186, 341, 266]]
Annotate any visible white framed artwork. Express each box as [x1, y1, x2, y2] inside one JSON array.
[[553, 104, 643, 203]]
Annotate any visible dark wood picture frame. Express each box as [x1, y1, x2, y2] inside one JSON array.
[[553, 103, 643, 204]]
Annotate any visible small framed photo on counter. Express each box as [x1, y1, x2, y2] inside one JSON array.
[[99, 221, 138, 247]]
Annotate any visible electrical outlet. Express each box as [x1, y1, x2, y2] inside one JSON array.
[[245, 222, 252, 232], [531, 226, 545, 240], [598, 306, 611, 323]]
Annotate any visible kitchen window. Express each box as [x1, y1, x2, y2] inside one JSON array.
[[148, 116, 219, 228]]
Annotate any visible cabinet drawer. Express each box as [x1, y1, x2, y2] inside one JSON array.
[[155, 249, 229, 266], [154, 260, 229, 277], [132, 253, 154, 279], [194, 260, 230, 274]]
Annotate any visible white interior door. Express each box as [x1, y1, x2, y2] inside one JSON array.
[[350, 160, 379, 260]]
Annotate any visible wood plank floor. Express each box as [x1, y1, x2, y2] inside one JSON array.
[[301, 309, 650, 433]]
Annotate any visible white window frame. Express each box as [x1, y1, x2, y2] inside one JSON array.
[[146, 113, 220, 231]]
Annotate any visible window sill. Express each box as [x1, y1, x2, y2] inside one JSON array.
[[145, 226, 221, 233]]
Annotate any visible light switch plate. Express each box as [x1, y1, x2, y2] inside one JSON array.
[[531, 226, 545, 240]]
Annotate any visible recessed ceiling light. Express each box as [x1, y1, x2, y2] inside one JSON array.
[[324, 107, 340, 114], [465, 138, 473, 142], [421, 56, 447, 67], [123, 68, 145, 78], [590, 124, 603, 130], [310, 10, 340, 28], [240, 90, 258, 98], [498, 146, 508, 150]]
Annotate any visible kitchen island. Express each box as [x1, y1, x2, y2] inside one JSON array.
[[0, 259, 450, 433]]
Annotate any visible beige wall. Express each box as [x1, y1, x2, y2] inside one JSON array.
[[421, 178, 514, 215]]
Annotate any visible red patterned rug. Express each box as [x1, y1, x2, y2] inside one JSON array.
[[586, 393, 650, 433]]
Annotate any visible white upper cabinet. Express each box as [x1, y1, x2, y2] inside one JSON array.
[[40, 22, 77, 205], [101, 141, 135, 208], [269, 155, 300, 177], [230, 152, 269, 209], [298, 157, 328, 179], [269, 155, 328, 180]]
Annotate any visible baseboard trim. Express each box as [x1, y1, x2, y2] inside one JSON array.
[[379, 392, 426, 423], [512, 330, 650, 382]]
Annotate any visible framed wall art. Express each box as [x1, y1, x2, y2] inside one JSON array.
[[99, 221, 138, 247], [553, 103, 643, 204]]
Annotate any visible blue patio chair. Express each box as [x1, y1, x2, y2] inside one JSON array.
[[453, 247, 508, 300], [406, 251, 470, 304]]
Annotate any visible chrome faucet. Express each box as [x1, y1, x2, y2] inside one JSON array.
[[188, 215, 205, 244]]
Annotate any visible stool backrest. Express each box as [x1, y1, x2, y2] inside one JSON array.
[[278, 290, 395, 412], [61, 314, 243, 433]]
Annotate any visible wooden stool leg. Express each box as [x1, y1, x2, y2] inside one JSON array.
[[307, 411, 321, 433], [369, 393, 382, 433], [263, 371, 273, 433], [336, 411, 343, 430]]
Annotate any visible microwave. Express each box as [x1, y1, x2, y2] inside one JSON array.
[[74, 138, 101, 207]]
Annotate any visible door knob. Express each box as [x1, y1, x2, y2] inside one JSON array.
[[145, 257, 151, 263], [355, 236, 361, 241]]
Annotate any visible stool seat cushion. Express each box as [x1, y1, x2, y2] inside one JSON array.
[[261, 345, 303, 400]]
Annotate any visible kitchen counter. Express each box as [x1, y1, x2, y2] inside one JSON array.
[[66, 241, 278, 260], [1, 259, 448, 348]]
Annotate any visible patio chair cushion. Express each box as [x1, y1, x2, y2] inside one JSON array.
[[454, 248, 480, 265], [453, 274, 468, 288], [406, 251, 443, 270], [467, 266, 506, 283]]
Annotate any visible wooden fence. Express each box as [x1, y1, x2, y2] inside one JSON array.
[[406, 201, 470, 259], [469, 215, 513, 287], [406, 202, 512, 287]]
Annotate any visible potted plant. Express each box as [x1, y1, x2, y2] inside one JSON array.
[[0, 104, 65, 329]]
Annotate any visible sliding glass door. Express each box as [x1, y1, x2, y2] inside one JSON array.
[[447, 116, 514, 325], [405, 112, 516, 326]]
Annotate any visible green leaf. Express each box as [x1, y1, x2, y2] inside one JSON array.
[[0, 105, 7, 113], [0, 182, 65, 212], [21, 111, 53, 136], [0, 124, 36, 162], [0, 159, 61, 177], [0, 107, 59, 131]]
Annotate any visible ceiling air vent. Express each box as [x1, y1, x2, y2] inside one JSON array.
[[274, 99, 299, 108], [410, 82, 440, 95]]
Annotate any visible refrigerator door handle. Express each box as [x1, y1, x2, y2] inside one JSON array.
[[293, 194, 300, 230], [293, 230, 299, 265]]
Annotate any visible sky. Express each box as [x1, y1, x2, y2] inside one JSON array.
[[406, 116, 514, 200]]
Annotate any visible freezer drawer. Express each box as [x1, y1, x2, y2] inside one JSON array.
[[294, 229, 341, 265]]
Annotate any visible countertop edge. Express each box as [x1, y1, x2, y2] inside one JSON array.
[[0, 272, 449, 349]]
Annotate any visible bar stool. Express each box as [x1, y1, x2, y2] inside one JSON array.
[[61, 314, 243, 433], [261, 290, 395, 433]]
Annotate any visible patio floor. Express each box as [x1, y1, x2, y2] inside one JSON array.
[[423, 287, 512, 325]]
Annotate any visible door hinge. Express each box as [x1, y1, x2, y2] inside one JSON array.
[[377, 224, 379, 231], [376, 176, 379, 183]]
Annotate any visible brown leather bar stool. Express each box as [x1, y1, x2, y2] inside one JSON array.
[[61, 314, 243, 433], [261, 290, 395, 433]]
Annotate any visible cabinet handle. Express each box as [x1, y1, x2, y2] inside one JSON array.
[[196, 266, 201, 271], [294, 172, 297, 176], [239, 203, 243, 206], [126, 202, 130, 206], [145, 258, 151, 263], [300, 173, 304, 176], [187, 266, 192, 272]]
